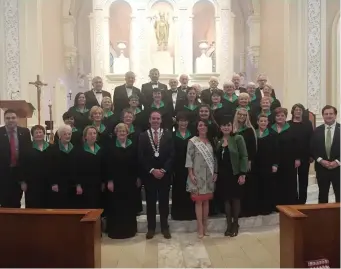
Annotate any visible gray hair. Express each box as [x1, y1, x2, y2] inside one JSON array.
[[57, 124, 72, 138], [232, 73, 241, 79], [179, 74, 189, 80], [209, 76, 219, 83], [223, 81, 235, 87], [247, 82, 256, 88], [92, 76, 102, 84], [125, 71, 135, 78]]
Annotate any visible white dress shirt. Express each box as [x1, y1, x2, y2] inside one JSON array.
[[317, 122, 339, 164], [171, 90, 177, 109], [93, 90, 103, 105], [125, 86, 133, 97]]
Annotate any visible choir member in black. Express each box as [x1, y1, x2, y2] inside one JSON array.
[[128, 94, 144, 131], [106, 123, 139, 238], [200, 76, 223, 105], [171, 112, 195, 220], [67, 92, 91, 131], [54, 111, 83, 148], [246, 82, 260, 112], [210, 89, 225, 125], [22, 125, 52, 208], [141, 68, 169, 107], [271, 107, 301, 205], [165, 78, 186, 116], [232, 74, 247, 95], [255, 74, 276, 99], [251, 97, 275, 128], [89, 106, 110, 147], [216, 116, 248, 237], [175, 87, 200, 124], [121, 108, 143, 214], [74, 126, 103, 209], [192, 104, 219, 141], [192, 84, 203, 103], [0, 110, 31, 208], [84, 76, 112, 109], [49, 125, 76, 209], [254, 114, 278, 215], [143, 88, 173, 131], [222, 81, 238, 115], [311, 105, 340, 203], [263, 84, 281, 111], [138, 111, 174, 239], [101, 96, 117, 132], [288, 104, 314, 204], [233, 108, 258, 216], [113, 71, 143, 114]]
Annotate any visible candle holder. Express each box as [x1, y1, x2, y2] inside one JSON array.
[[68, 91, 72, 101]]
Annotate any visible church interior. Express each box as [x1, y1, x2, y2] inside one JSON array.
[[0, 0, 340, 267]]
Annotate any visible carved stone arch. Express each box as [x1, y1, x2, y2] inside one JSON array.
[[147, 0, 178, 11], [190, 0, 219, 16], [331, 11, 340, 109], [104, 0, 133, 11]]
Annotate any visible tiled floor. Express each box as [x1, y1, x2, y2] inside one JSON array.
[[101, 227, 280, 268]]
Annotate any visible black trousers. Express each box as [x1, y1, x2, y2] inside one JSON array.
[[144, 175, 170, 231], [317, 168, 340, 203], [297, 158, 310, 204], [0, 167, 23, 208]]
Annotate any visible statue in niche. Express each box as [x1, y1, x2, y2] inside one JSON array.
[[153, 12, 170, 51], [206, 41, 216, 72]]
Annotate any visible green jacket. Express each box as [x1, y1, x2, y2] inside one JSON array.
[[217, 134, 248, 175]]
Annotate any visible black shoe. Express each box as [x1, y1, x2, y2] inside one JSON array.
[[162, 229, 171, 239], [224, 217, 232, 237], [146, 230, 155, 239], [231, 222, 239, 237]]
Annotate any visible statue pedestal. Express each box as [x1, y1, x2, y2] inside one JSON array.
[[196, 55, 213, 73], [113, 56, 129, 74], [151, 51, 174, 74]]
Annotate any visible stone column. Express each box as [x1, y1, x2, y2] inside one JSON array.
[[173, 16, 180, 74], [218, 8, 230, 82], [239, 52, 246, 73], [129, 14, 137, 72], [307, 0, 326, 117], [177, 8, 187, 74], [136, 9, 148, 85], [215, 16, 221, 76], [103, 15, 110, 75], [247, 15, 260, 70], [229, 12, 235, 76], [89, 10, 105, 78], [184, 15, 193, 74]]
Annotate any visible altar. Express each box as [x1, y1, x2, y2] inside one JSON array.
[[86, 0, 234, 89]]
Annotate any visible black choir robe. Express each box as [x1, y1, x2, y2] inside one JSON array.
[[132, 108, 144, 131], [255, 87, 276, 99], [164, 89, 187, 116], [222, 93, 238, 116], [74, 143, 103, 209], [174, 102, 200, 123], [103, 111, 119, 134], [271, 123, 299, 206], [142, 102, 173, 131], [141, 82, 168, 107], [49, 143, 77, 209], [201, 88, 223, 105], [254, 129, 278, 214], [171, 130, 195, 220], [113, 84, 143, 114], [0, 126, 31, 208], [84, 89, 112, 110], [67, 106, 91, 132], [54, 127, 83, 148], [22, 142, 53, 208]]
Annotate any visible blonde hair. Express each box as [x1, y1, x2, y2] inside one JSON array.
[[89, 106, 104, 120], [101, 96, 112, 106], [82, 126, 98, 141], [223, 81, 235, 88], [115, 123, 129, 134], [261, 96, 271, 104], [209, 76, 219, 84], [57, 124, 72, 138], [233, 108, 257, 149], [238, 92, 250, 102], [263, 83, 273, 92]]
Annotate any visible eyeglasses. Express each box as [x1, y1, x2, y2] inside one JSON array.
[[238, 114, 247, 117]]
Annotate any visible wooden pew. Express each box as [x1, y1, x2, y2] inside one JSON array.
[[0, 208, 102, 268], [277, 203, 340, 268]]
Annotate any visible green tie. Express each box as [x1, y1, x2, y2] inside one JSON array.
[[325, 126, 332, 159]]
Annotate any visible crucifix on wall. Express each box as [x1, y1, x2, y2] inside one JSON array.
[[29, 75, 48, 125]]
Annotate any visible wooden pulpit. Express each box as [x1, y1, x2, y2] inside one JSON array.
[[0, 100, 35, 127], [0, 208, 102, 268], [277, 203, 340, 268]]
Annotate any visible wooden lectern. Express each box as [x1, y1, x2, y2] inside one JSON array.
[[277, 203, 340, 268], [0, 100, 35, 127], [0, 208, 102, 268]]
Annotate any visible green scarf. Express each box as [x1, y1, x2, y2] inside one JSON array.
[[176, 129, 191, 140], [115, 138, 132, 148], [33, 141, 49, 151], [256, 128, 270, 138], [59, 142, 74, 153], [271, 122, 290, 133], [84, 142, 100, 155], [151, 101, 165, 109]]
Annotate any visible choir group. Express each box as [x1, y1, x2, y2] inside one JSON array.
[[0, 69, 339, 240]]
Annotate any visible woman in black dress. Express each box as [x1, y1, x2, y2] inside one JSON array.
[[175, 87, 200, 124], [216, 116, 248, 236], [23, 125, 52, 208], [271, 107, 300, 206], [89, 106, 110, 147], [105, 123, 138, 239], [74, 126, 103, 209], [101, 96, 117, 132], [210, 89, 225, 126], [68, 92, 91, 132], [251, 97, 275, 128], [254, 114, 278, 214], [128, 94, 144, 131], [222, 81, 238, 115], [263, 84, 281, 111], [54, 111, 82, 148], [233, 108, 258, 216], [288, 104, 314, 204], [49, 124, 76, 209], [171, 112, 195, 220]]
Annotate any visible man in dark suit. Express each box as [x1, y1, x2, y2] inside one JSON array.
[[0, 109, 31, 208], [138, 111, 174, 239], [113, 71, 143, 115], [177, 74, 189, 91], [141, 68, 168, 107], [84, 76, 112, 109], [165, 78, 186, 117], [201, 76, 223, 105], [311, 105, 340, 203], [232, 73, 247, 95], [255, 74, 276, 99]]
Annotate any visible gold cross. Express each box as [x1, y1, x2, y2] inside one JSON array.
[[29, 75, 48, 125]]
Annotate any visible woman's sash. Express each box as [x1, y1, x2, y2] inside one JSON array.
[[190, 137, 214, 175]]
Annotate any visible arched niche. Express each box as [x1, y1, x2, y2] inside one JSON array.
[[331, 12, 340, 114], [109, 0, 132, 62], [192, 0, 216, 72]]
